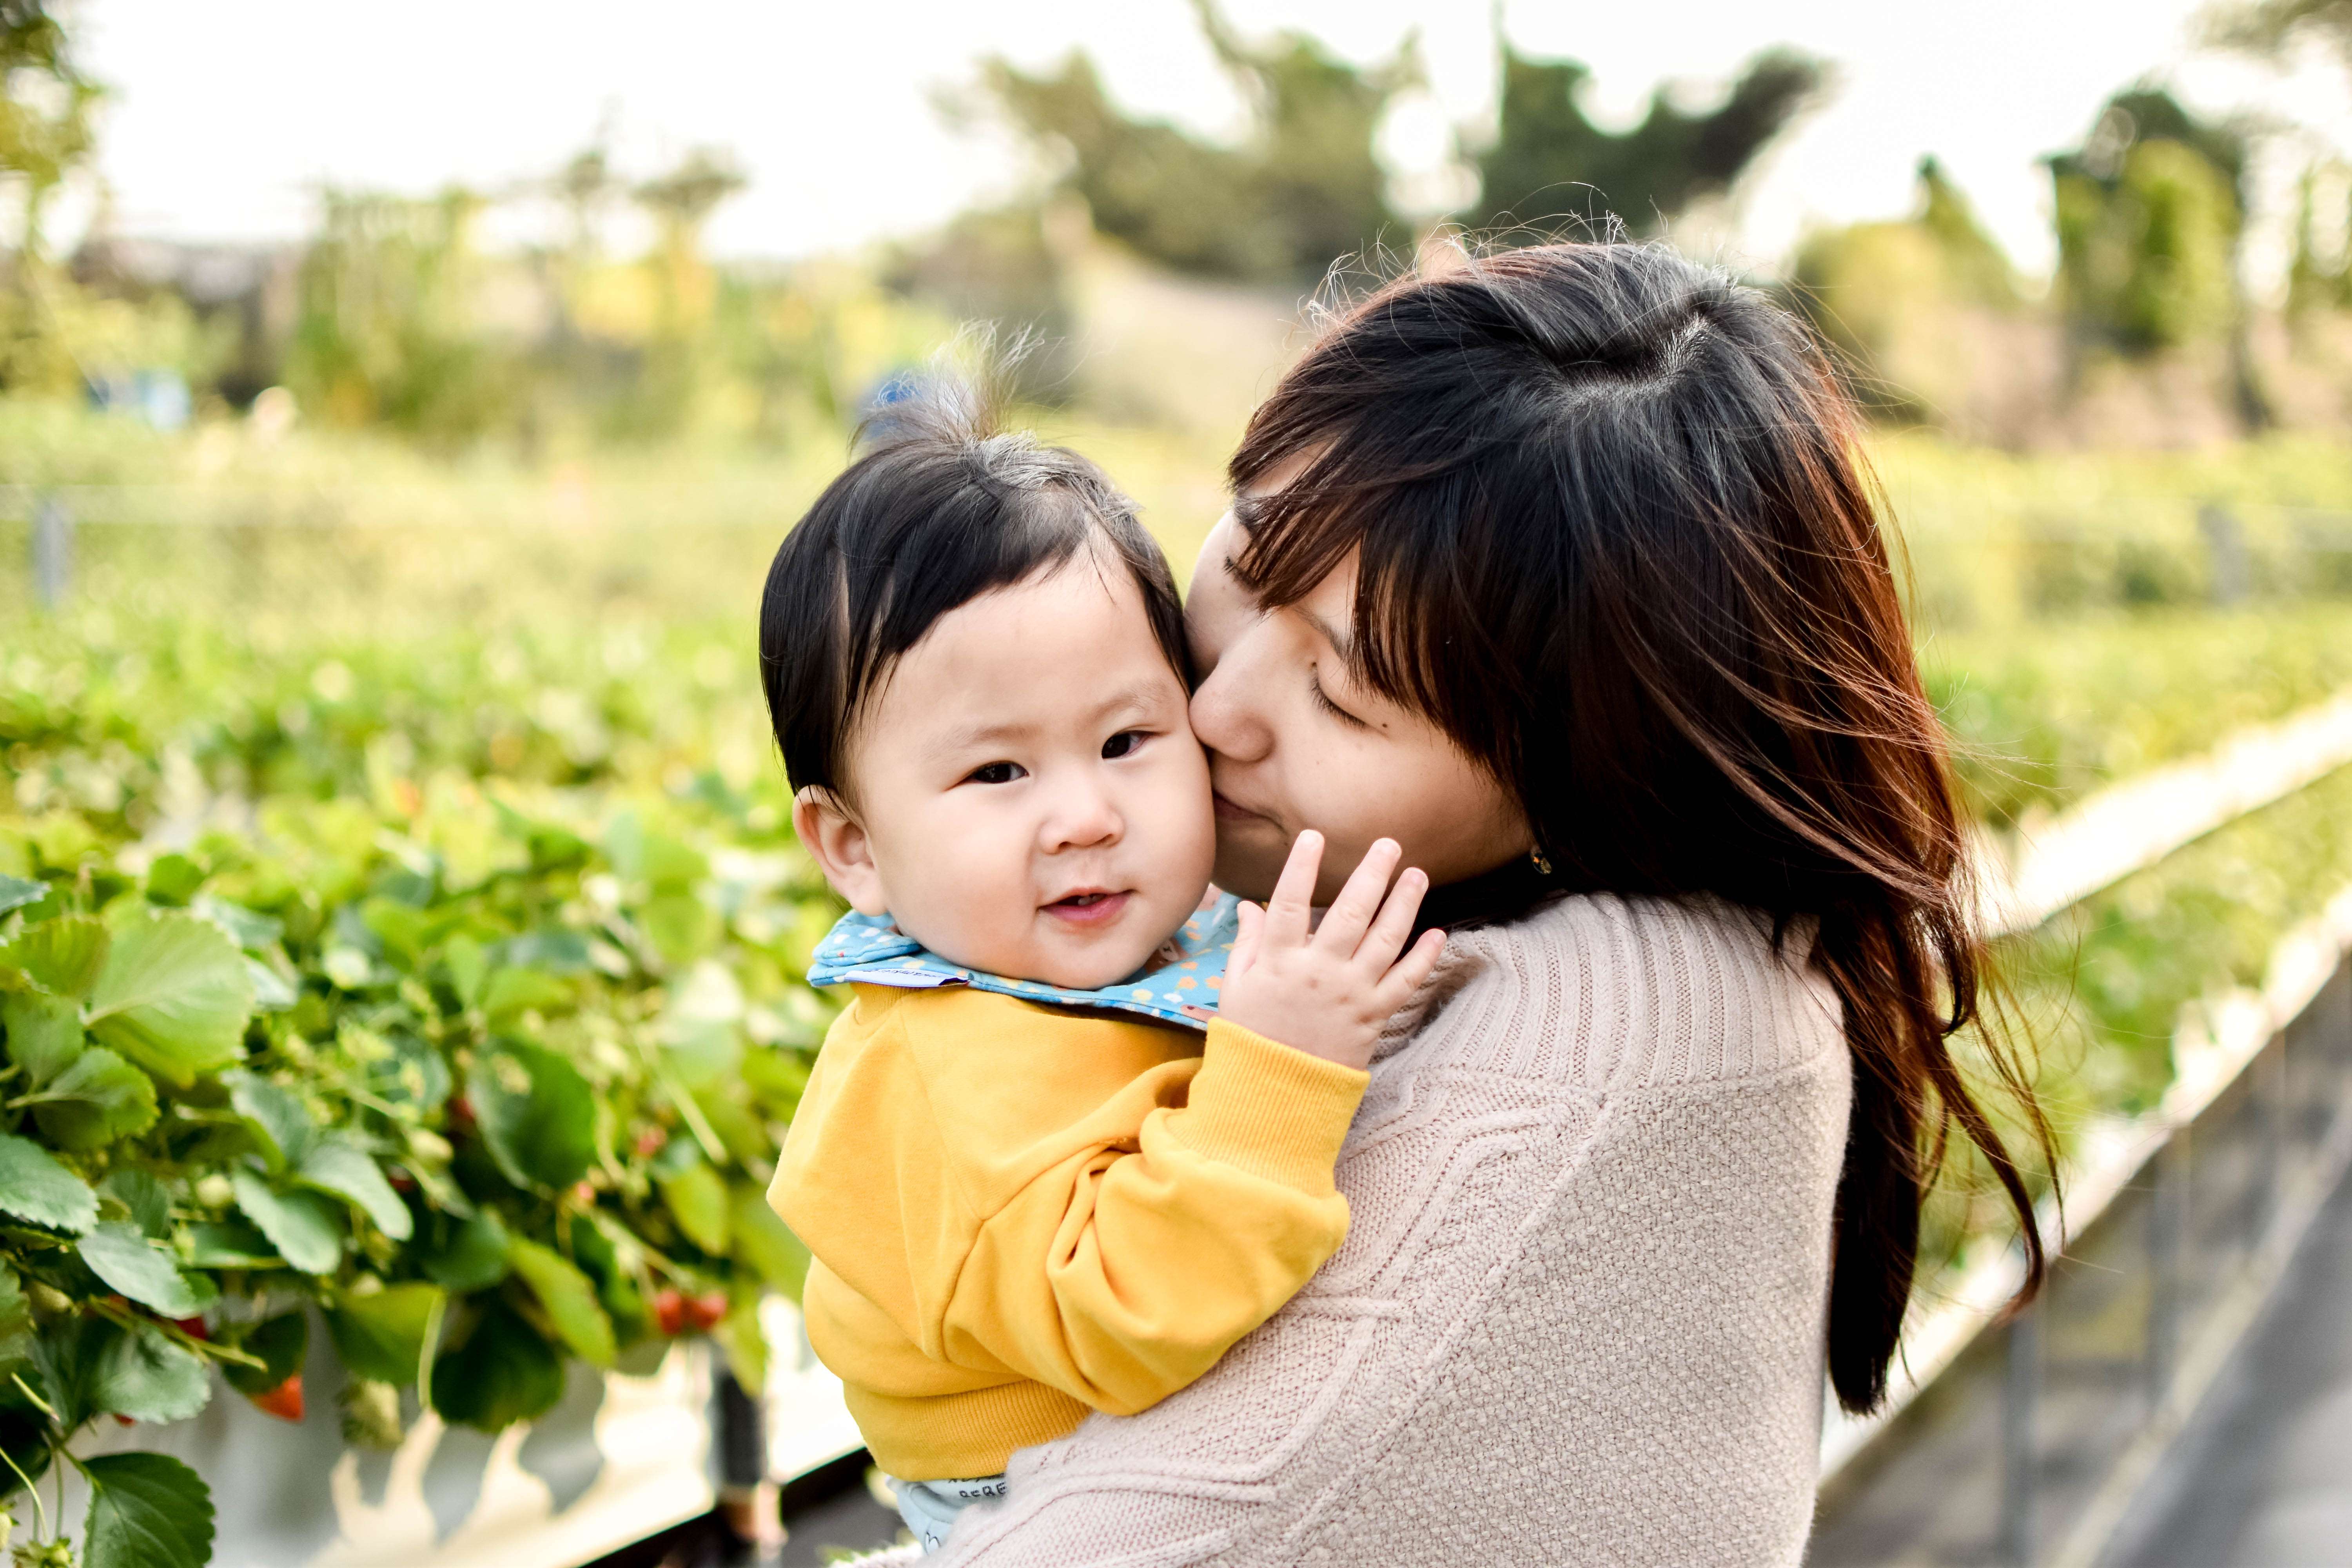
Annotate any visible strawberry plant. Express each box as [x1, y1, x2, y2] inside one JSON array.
[[0, 777, 842, 1566]]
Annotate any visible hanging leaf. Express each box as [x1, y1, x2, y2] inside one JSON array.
[[189, 894, 282, 954], [32, 1048, 159, 1150], [232, 1171, 344, 1274], [85, 913, 252, 1087], [2, 989, 84, 1083], [0, 1263, 29, 1359], [297, 1139, 414, 1240], [77, 1223, 212, 1318], [80, 1452, 215, 1568], [99, 1170, 173, 1240], [479, 967, 573, 1024], [245, 958, 299, 1013], [730, 1185, 811, 1300], [656, 1161, 731, 1256], [0, 875, 44, 918], [711, 1292, 768, 1392], [0, 1134, 97, 1234], [0, 916, 108, 1000], [184, 1219, 279, 1269], [422, 1210, 510, 1294], [507, 1239, 616, 1368], [93, 1322, 211, 1424], [326, 1283, 442, 1385], [430, 1300, 565, 1432], [228, 1073, 317, 1171], [468, 1044, 595, 1191], [221, 1311, 309, 1398]]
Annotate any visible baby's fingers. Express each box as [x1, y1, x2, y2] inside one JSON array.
[[1372, 927, 1448, 1013], [1227, 899, 1264, 981], [1315, 838, 1402, 955], [1261, 831, 1323, 947], [1351, 864, 1429, 970]]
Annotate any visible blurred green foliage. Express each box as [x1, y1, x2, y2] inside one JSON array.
[[1472, 44, 1824, 236], [982, 0, 1417, 283], [2049, 90, 2247, 356]]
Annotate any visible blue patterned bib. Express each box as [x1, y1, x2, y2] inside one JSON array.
[[804, 893, 1240, 1031]]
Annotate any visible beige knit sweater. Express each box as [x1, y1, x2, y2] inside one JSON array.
[[886, 893, 1849, 1567]]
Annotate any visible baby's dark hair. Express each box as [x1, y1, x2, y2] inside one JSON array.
[[759, 378, 1190, 798]]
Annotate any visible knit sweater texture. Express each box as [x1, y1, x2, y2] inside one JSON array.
[[876, 891, 1852, 1566]]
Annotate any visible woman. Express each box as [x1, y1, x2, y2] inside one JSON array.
[[925, 241, 2050, 1565]]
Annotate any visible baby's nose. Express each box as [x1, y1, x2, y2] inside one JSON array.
[[1041, 780, 1122, 851]]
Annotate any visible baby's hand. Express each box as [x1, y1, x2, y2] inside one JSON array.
[[1217, 832, 1446, 1071]]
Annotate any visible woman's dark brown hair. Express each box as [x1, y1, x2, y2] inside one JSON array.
[[1230, 240, 2052, 1414]]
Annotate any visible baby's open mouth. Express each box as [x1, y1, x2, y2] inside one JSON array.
[[1044, 890, 1132, 927]]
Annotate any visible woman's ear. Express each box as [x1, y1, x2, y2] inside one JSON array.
[[793, 786, 890, 916]]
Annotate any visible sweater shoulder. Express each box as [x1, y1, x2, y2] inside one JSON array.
[[1391, 892, 1844, 1090]]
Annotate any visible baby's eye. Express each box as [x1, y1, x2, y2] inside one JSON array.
[[965, 761, 1026, 786], [1101, 731, 1146, 760]]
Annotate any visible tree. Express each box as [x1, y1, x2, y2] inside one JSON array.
[[2046, 86, 2268, 426], [0, 0, 98, 261], [982, 0, 1418, 283], [1470, 44, 1825, 236], [2203, 0, 2352, 69]]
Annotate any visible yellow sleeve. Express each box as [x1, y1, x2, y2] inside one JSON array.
[[938, 1019, 1368, 1416]]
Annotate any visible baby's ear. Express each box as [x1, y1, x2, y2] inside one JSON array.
[[792, 787, 890, 916]]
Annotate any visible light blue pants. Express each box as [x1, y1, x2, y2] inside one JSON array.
[[891, 1474, 1008, 1554]]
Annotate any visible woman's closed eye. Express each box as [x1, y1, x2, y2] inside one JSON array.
[[963, 760, 1027, 786], [1309, 668, 1370, 730]]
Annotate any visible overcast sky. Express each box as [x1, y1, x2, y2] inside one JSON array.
[[74, 0, 2352, 286]]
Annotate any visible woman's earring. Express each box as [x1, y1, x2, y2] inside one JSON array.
[[1530, 845, 1553, 876]]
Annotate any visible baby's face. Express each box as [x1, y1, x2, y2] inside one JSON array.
[[820, 555, 1215, 990]]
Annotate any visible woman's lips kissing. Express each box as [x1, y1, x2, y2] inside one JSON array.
[[1212, 792, 1269, 824], [1044, 889, 1132, 927]]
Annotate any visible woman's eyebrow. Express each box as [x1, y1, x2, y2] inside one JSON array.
[[1300, 605, 1357, 668]]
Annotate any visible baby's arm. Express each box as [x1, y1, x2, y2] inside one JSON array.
[[938, 835, 1443, 1414]]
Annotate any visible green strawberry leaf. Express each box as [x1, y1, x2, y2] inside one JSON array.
[[0, 916, 108, 999], [85, 912, 252, 1087], [78, 1223, 212, 1318], [327, 1283, 442, 1386], [183, 1219, 279, 1269], [81, 1452, 215, 1568], [1, 989, 83, 1084], [468, 1043, 595, 1191], [231, 1171, 343, 1274], [100, 1170, 173, 1240], [227, 1073, 316, 1172], [422, 1210, 510, 1294], [730, 1184, 811, 1300], [222, 1310, 308, 1397], [430, 1299, 564, 1432], [296, 1139, 414, 1240], [32, 1047, 158, 1151], [0, 1262, 29, 1355], [0, 875, 44, 919], [507, 1238, 615, 1368], [655, 1161, 731, 1256], [93, 1321, 211, 1423], [0, 1134, 98, 1234]]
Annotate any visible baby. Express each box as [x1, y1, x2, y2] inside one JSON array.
[[759, 387, 1443, 1553]]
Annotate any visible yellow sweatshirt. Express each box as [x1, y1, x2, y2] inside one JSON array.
[[766, 983, 1370, 1481]]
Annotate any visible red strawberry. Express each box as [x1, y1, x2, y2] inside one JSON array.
[[652, 1289, 688, 1337], [250, 1373, 304, 1422], [170, 1316, 210, 1341], [690, 1291, 730, 1331]]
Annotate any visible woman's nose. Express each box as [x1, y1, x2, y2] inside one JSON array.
[[1189, 634, 1273, 764]]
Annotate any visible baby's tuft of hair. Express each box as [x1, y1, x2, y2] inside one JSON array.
[[758, 373, 1190, 800]]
